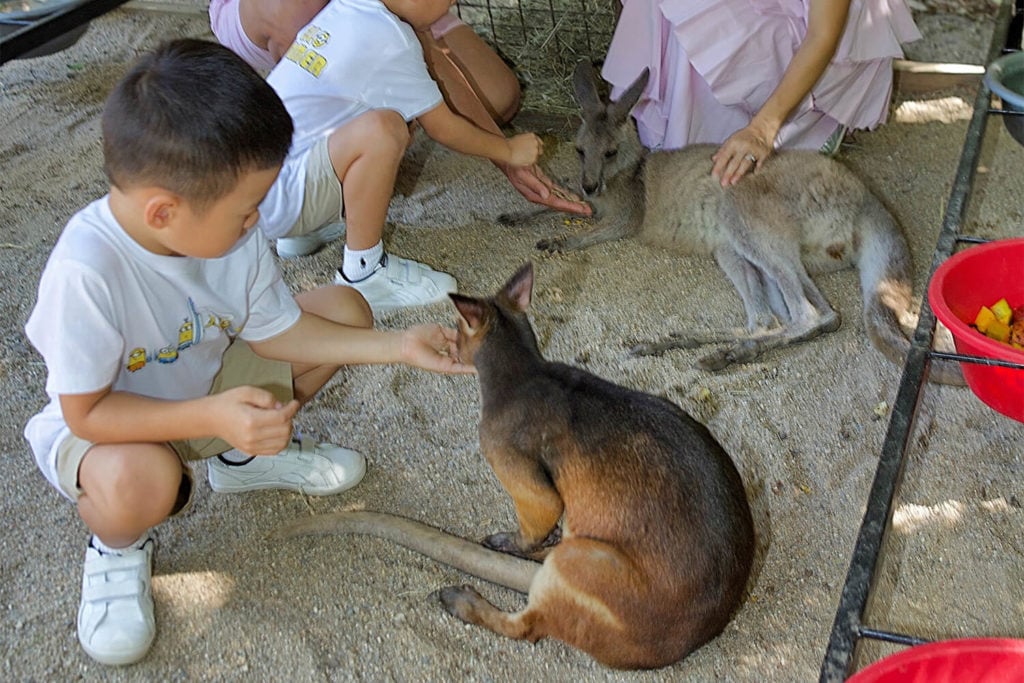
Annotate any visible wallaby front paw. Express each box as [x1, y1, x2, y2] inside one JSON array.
[[698, 339, 760, 371], [627, 340, 666, 357], [498, 207, 551, 226], [696, 349, 735, 372], [626, 333, 703, 358], [536, 237, 564, 253]]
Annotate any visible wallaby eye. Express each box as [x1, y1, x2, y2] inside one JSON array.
[[604, 150, 618, 159]]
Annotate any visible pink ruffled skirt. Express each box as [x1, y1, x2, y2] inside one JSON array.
[[602, 0, 921, 151]]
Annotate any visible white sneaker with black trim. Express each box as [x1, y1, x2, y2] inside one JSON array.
[[334, 253, 457, 313], [275, 222, 346, 259], [78, 537, 155, 666], [207, 437, 366, 496]]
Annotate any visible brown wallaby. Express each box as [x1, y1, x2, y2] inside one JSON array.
[[276, 262, 756, 670], [515, 61, 962, 384]]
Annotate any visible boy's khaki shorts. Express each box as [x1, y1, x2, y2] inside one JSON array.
[[287, 135, 345, 238], [54, 341, 293, 515]]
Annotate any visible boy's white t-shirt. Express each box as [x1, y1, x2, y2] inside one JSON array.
[[24, 197, 301, 495], [257, 0, 444, 237]]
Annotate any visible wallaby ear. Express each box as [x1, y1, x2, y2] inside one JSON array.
[[572, 60, 603, 115], [608, 67, 649, 126], [502, 262, 534, 312], [450, 293, 485, 335]]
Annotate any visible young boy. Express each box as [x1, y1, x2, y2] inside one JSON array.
[[23, 38, 472, 667], [210, 0, 590, 284], [253, 0, 587, 313]]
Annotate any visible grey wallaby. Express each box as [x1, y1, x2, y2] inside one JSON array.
[[276, 262, 755, 670], [518, 61, 962, 384]]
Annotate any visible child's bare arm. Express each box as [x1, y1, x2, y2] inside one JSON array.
[[417, 101, 542, 167], [60, 386, 300, 456], [250, 311, 474, 375]]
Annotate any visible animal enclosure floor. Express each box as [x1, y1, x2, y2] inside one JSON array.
[[1, 4, 1022, 681]]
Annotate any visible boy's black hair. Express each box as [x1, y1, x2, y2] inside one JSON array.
[[102, 39, 294, 208]]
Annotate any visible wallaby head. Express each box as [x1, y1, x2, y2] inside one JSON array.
[[449, 262, 541, 369], [572, 61, 649, 196]]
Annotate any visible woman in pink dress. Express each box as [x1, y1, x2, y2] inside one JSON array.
[[602, 0, 921, 186]]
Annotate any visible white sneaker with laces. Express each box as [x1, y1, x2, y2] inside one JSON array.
[[78, 537, 155, 666], [207, 437, 366, 495], [334, 253, 457, 312], [275, 222, 346, 259]]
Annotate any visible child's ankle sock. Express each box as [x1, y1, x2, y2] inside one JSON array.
[[90, 534, 147, 556], [340, 242, 384, 283]]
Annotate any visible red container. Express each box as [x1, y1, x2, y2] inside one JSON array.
[[848, 638, 1024, 682], [927, 237, 1024, 423]]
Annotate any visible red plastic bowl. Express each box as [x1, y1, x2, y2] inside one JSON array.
[[927, 237, 1024, 423], [848, 638, 1024, 682]]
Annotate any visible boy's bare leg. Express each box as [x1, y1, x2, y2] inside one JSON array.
[[327, 109, 409, 251], [290, 285, 374, 403], [77, 443, 182, 547]]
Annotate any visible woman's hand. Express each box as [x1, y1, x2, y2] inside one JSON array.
[[711, 126, 772, 187]]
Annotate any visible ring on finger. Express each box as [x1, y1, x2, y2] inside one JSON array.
[[744, 153, 757, 163]]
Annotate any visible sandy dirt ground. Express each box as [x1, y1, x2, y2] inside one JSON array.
[[1, 4, 1023, 681]]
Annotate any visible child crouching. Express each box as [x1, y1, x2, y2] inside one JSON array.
[[23, 38, 471, 666]]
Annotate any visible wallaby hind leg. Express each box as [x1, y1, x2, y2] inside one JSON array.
[[695, 316, 840, 370], [440, 538, 659, 669], [716, 245, 779, 330], [628, 246, 779, 358]]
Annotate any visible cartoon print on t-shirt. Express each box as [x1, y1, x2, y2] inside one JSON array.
[[125, 297, 238, 372], [284, 25, 329, 78]]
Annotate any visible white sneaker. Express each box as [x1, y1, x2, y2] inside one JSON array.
[[334, 253, 457, 312], [207, 437, 366, 495], [78, 537, 155, 666], [275, 222, 346, 259]]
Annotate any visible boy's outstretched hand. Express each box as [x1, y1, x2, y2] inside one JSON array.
[[398, 324, 476, 374], [216, 386, 301, 456], [503, 164, 593, 216], [506, 132, 544, 167]]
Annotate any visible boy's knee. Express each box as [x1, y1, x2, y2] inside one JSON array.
[[80, 445, 183, 518], [350, 110, 410, 156], [296, 284, 374, 328]]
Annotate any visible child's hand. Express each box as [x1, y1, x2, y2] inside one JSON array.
[[503, 164, 592, 216], [398, 324, 476, 375], [506, 133, 544, 167], [214, 386, 301, 456]]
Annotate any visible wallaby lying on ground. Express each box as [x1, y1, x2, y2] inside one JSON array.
[[512, 61, 962, 384], [276, 262, 756, 670]]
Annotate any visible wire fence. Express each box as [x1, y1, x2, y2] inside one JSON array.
[[454, 0, 620, 113]]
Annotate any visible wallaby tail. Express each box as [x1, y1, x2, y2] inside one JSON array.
[[271, 510, 540, 593], [857, 199, 965, 386]]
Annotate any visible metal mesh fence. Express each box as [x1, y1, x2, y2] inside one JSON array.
[[453, 0, 620, 113]]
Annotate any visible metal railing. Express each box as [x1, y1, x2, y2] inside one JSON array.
[[819, 1, 1024, 679]]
